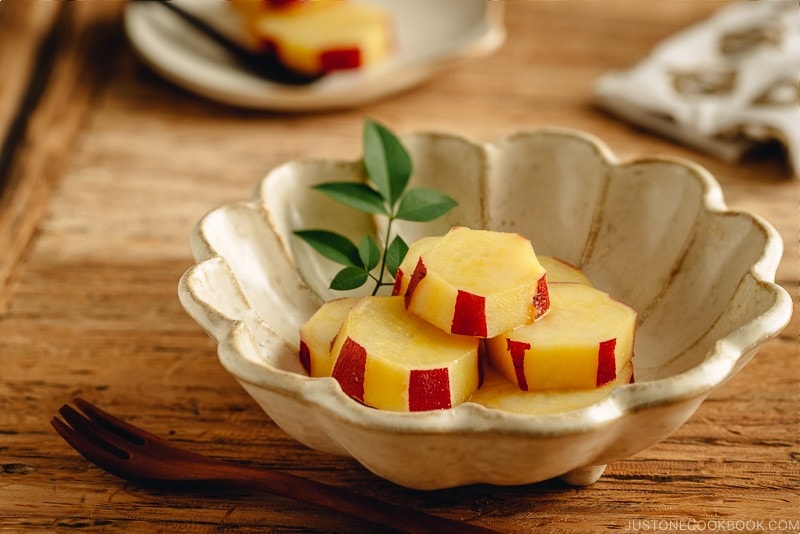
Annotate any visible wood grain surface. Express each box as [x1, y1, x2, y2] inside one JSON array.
[[0, 2, 797, 533]]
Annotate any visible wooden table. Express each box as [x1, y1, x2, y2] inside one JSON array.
[[1, 2, 797, 532]]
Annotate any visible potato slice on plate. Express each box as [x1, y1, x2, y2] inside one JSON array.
[[537, 256, 591, 285], [329, 296, 482, 412], [299, 297, 357, 377], [397, 227, 550, 338], [240, 0, 392, 74], [487, 283, 636, 391], [470, 363, 634, 416]]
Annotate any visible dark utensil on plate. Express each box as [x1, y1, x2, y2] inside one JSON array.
[[52, 398, 499, 534], [134, 0, 323, 85]]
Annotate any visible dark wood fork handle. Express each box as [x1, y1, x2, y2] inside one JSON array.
[[195, 461, 498, 534]]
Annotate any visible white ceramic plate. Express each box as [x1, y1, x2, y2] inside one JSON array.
[[179, 128, 792, 490], [124, 0, 505, 111]]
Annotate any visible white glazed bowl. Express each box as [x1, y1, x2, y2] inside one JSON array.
[[178, 129, 792, 490]]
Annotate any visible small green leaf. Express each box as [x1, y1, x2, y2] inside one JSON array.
[[293, 230, 363, 267], [313, 182, 388, 215], [359, 235, 381, 271], [296, 121, 459, 295], [363, 118, 412, 206], [330, 266, 369, 290], [385, 235, 409, 277], [395, 188, 457, 222]]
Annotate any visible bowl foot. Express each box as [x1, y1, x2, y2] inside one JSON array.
[[559, 464, 606, 486]]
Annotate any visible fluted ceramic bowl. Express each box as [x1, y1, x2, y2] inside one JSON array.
[[178, 128, 791, 490]]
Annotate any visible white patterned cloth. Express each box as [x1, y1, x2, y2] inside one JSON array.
[[594, 0, 800, 176]]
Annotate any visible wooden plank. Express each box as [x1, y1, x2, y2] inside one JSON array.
[[0, 1, 125, 306], [0, 1, 60, 170]]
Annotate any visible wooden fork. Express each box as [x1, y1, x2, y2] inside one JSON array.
[[51, 398, 499, 534]]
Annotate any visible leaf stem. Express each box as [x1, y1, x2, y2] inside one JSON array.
[[372, 214, 395, 295]]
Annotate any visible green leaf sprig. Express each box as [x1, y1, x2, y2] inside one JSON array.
[[294, 119, 457, 295]]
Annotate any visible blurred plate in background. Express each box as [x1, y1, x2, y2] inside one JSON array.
[[124, 0, 506, 111]]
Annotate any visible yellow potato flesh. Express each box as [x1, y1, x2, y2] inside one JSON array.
[[422, 228, 543, 295], [487, 283, 636, 391], [402, 227, 548, 338], [329, 296, 480, 412], [470, 363, 634, 416]]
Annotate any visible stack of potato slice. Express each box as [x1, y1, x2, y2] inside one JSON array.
[[230, 0, 392, 75], [299, 227, 637, 412]]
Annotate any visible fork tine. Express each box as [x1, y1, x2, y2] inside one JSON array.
[[73, 398, 161, 445], [58, 405, 136, 456], [50, 415, 132, 478], [72, 398, 223, 465]]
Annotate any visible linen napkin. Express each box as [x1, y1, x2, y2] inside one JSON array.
[[594, 0, 800, 176]]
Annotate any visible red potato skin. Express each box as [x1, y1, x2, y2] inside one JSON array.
[[257, 39, 363, 74], [408, 368, 451, 411], [320, 48, 362, 71], [331, 336, 367, 403], [452, 290, 487, 337], [391, 268, 404, 296], [404, 258, 427, 308], [258, 38, 279, 54], [533, 274, 550, 319], [506, 339, 532, 391], [264, 0, 305, 8], [298, 340, 312, 375], [596, 338, 617, 386]]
